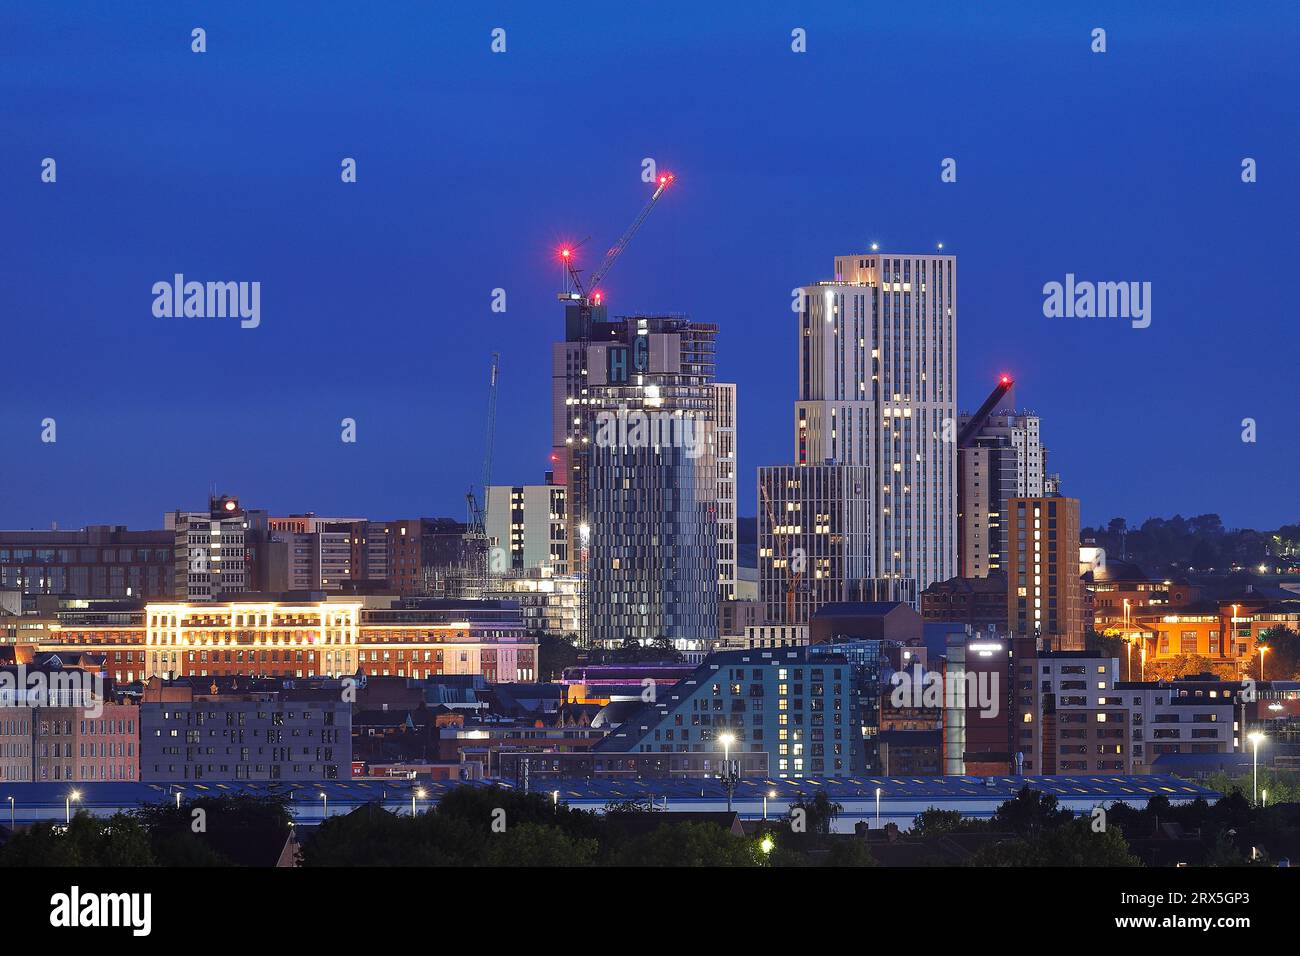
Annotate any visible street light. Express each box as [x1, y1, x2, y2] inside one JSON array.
[[552, 790, 559, 809], [764, 789, 775, 821], [718, 732, 737, 813], [759, 834, 775, 855], [66, 790, 81, 825], [7, 795, 13, 830], [412, 787, 426, 817], [319, 791, 328, 819], [875, 787, 882, 829], [1248, 732, 1266, 806], [1259, 645, 1269, 682]]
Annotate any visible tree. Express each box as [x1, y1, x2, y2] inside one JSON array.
[[614, 821, 765, 867], [789, 790, 842, 837], [537, 633, 581, 681], [480, 822, 598, 866], [990, 786, 1072, 836], [972, 817, 1141, 867], [822, 838, 877, 867], [134, 793, 292, 867], [1144, 655, 1238, 682], [1258, 626, 1300, 681], [910, 807, 985, 837], [0, 811, 155, 867]]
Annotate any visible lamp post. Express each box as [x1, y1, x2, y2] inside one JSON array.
[[764, 789, 775, 821], [65, 790, 81, 825], [1248, 732, 1265, 806], [412, 787, 426, 817], [7, 796, 13, 830], [1259, 645, 1269, 682], [718, 732, 737, 813], [319, 791, 328, 820], [875, 787, 882, 829]]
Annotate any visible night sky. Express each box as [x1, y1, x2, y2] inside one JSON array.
[[2, 1, 1296, 532]]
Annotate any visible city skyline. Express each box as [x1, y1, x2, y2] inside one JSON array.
[[3, 2, 1297, 533]]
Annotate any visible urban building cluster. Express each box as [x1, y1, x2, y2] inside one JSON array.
[[2, 246, 1296, 800]]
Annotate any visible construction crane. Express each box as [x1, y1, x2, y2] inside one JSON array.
[[760, 482, 803, 625], [557, 172, 675, 309], [466, 352, 501, 543], [956, 374, 1014, 448]]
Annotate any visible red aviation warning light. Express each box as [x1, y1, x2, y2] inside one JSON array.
[[555, 171, 676, 307], [999, 374, 1013, 386]]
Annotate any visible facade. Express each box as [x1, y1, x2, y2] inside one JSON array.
[[483, 567, 580, 638], [167, 495, 269, 601], [0, 668, 139, 783], [1126, 597, 1300, 673], [592, 647, 856, 779], [758, 464, 872, 625], [940, 630, 1015, 775], [719, 598, 765, 638], [0, 526, 173, 600], [714, 383, 739, 601], [1007, 496, 1085, 650], [41, 595, 538, 684], [759, 252, 958, 623], [1119, 678, 1237, 775], [33, 703, 140, 783], [140, 685, 350, 782], [921, 572, 1009, 632], [1017, 649, 1127, 774], [958, 439, 1018, 578], [485, 484, 569, 574], [573, 314, 721, 645]]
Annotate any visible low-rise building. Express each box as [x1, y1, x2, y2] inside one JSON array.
[[592, 646, 855, 779], [139, 677, 351, 782]]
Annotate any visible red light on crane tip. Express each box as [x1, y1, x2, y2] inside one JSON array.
[[560, 248, 571, 258]]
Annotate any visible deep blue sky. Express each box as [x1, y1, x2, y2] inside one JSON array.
[[2, 1, 1296, 532]]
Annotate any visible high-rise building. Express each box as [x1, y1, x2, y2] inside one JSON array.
[[166, 496, 268, 601], [485, 482, 568, 574], [758, 464, 871, 624], [759, 252, 957, 622], [552, 306, 721, 646], [958, 382, 1048, 578], [714, 383, 738, 601], [1007, 496, 1085, 650]]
